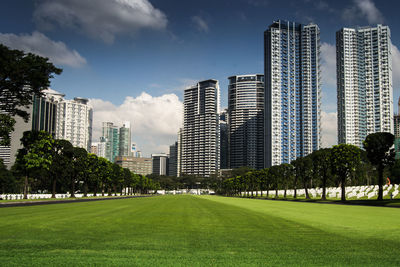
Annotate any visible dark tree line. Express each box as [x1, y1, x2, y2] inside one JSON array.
[[217, 133, 396, 201], [0, 131, 158, 198]]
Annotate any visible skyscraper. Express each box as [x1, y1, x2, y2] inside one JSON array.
[[337, 25, 393, 147], [219, 109, 229, 170], [264, 20, 321, 167], [228, 74, 264, 169], [182, 80, 220, 177], [168, 141, 178, 177], [101, 122, 119, 162], [55, 97, 93, 151], [394, 98, 400, 159], [0, 89, 60, 168], [119, 121, 131, 157]]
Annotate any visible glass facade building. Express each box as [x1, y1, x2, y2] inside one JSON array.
[[228, 74, 264, 169], [264, 20, 321, 167]]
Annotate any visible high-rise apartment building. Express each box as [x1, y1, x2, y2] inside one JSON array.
[[119, 121, 131, 157], [228, 74, 264, 169], [55, 97, 93, 151], [0, 89, 60, 168], [168, 142, 178, 177], [219, 109, 229, 170], [101, 122, 119, 162], [182, 80, 220, 177], [394, 98, 400, 159], [264, 20, 321, 167], [337, 25, 393, 147]]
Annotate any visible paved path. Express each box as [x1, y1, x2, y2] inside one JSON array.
[[0, 195, 152, 208]]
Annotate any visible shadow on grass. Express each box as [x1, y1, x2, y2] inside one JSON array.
[[231, 195, 400, 208]]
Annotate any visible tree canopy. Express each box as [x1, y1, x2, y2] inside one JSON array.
[[0, 44, 62, 145]]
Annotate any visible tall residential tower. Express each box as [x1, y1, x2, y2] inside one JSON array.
[[264, 20, 321, 167], [228, 74, 264, 169], [337, 25, 393, 147], [181, 80, 220, 177]]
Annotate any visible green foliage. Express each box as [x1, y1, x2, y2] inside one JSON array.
[[331, 144, 362, 201], [0, 159, 17, 193], [363, 132, 395, 200], [0, 44, 62, 144], [0, 114, 15, 146]]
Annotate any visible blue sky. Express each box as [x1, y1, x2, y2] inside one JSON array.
[[1, 0, 399, 156]]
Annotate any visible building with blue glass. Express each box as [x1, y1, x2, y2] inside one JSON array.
[[264, 20, 321, 167]]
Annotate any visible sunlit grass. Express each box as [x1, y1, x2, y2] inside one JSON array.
[[0, 195, 399, 266]]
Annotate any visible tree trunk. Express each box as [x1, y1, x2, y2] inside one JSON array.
[[275, 188, 278, 199], [23, 175, 28, 199], [52, 178, 56, 198], [294, 179, 297, 199], [322, 177, 326, 200], [108, 187, 112, 196], [260, 189, 263, 197], [101, 183, 105, 196], [377, 166, 384, 201], [70, 178, 75, 198], [94, 186, 97, 197], [284, 186, 287, 198], [304, 180, 310, 199], [341, 175, 346, 201], [84, 183, 88, 197], [266, 187, 269, 199]]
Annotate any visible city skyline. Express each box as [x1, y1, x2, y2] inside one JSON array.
[[1, 0, 400, 156]]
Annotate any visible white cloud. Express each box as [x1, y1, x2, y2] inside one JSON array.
[[320, 42, 336, 88], [34, 0, 168, 44], [0, 31, 86, 67], [392, 44, 400, 89], [191, 16, 209, 33], [89, 92, 183, 156], [321, 111, 337, 148], [342, 0, 384, 24]]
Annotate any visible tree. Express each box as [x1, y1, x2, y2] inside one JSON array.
[[49, 139, 73, 198], [0, 158, 16, 193], [280, 163, 294, 198], [0, 44, 62, 145], [15, 131, 54, 199], [0, 114, 15, 146], [71, 147, 88, 198], [363, 132, 395, 201], [331, 144, 361, 201], [311, 148, 332, 200]]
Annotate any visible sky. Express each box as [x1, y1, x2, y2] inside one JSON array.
[[1, 0, 400, 157]]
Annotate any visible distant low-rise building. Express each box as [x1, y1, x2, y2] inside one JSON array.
[[115, 156, 152, 176], [152, 153, 169, 176]]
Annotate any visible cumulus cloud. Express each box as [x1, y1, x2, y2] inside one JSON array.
[[0, 31, 86, 67], [191, 16, 209, 33], [392, 44, 400, 89], [342, 0, 384, 24], [321, 111, 337, 148], [89, 92, 183, 156], [34, 0, 168, 44], [320, 42, 336, 88]]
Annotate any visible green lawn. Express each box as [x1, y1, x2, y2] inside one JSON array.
[[0, 195, 399, 266]]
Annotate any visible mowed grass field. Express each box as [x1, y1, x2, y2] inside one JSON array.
[[1, 195, 399, 266]]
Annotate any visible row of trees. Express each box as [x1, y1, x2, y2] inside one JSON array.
[[0, 131, 158, 198], [218, 132, 396, 201]]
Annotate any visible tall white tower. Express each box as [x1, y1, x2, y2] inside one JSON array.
[[337, 25, 393, 147]]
